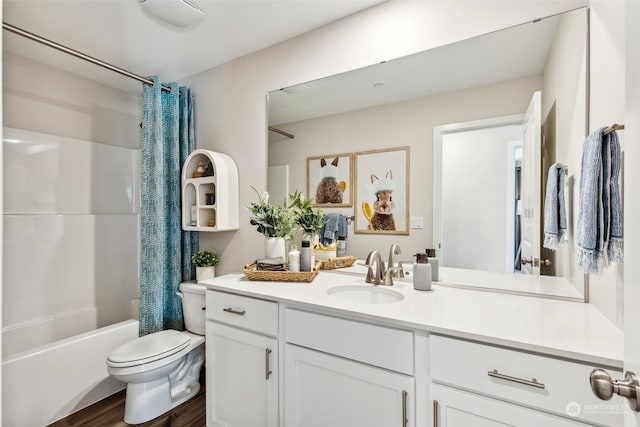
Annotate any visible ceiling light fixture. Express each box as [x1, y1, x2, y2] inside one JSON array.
[[140, 0, 204, 29]]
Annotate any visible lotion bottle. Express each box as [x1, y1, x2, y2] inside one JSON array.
[[413, 254, 432, 291], [288, 245, 300, 272], [426, 248, 439, 281]]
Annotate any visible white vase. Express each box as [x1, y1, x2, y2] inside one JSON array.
[[265, 236, 286, 259], [196, 266, 215, 282], [302, 232, 319, 247]]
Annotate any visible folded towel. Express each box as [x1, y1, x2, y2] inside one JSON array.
[[319, 213, 348, 245], [576, 127, 623, 273], [542, 163, 567, 250], [256, 257, 286, 271]]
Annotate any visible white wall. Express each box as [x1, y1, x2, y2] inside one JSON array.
[[2, 52, 141, 356], [269, 77, 539, 261], [184, 1, 587, 276]]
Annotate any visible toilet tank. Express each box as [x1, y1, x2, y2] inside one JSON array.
[[178, 282, 206, 335]]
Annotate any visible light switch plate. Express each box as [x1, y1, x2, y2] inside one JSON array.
[[410, 216, 424, 229]]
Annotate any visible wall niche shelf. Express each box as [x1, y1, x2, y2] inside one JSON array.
[[182, 149, 239, 232]]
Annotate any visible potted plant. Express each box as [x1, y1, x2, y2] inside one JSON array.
[[247, 187, 296, 259], [288, 191, 325, 245], [192, 249, 220, 282]]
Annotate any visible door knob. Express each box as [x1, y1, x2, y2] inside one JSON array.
[[590, 368, 640, 411], [521, 257, 532, 265]]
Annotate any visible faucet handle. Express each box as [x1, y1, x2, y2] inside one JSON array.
[[384, 267, 403, 285]]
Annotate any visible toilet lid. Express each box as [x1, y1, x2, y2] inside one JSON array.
[[107, 329, 190, 368]]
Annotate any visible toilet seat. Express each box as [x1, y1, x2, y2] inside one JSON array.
[[107, 329, 191, 369]]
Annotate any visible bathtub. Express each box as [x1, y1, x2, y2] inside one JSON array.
[[2, 319, 139, 426]]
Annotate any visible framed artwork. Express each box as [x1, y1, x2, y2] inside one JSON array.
[[307, 153, 353, 207], [355, 146, 410, 234]]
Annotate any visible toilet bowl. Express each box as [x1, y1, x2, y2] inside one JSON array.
[[107, 282, 206, 425]]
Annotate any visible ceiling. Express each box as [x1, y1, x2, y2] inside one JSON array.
[[3, 0, 384, 92], [269, 11, 561, 125]]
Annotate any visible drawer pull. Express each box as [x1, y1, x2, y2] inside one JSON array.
[[488, 369, 545, 389], [402, 390, 408, 427], [265, 348, 273, 380], [223, 307, 246, 316]]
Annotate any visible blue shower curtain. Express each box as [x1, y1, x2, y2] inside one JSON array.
[[140, 76, 198, 336]]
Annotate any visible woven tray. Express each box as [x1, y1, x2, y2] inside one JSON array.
[[243, 260, 321, 282], [320, 256, 357, 270]]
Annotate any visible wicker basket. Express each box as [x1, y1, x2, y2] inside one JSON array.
[[243, 260, 321, 282], [320, 256, 357, 270]]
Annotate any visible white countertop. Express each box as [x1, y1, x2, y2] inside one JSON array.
[[202, 269, 623, 369]]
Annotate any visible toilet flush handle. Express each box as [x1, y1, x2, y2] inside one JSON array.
[[176, 291, 184, 299]]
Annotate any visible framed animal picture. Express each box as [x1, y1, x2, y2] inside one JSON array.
[[307, 153, 353, 207], [355, 147, 410, 235]]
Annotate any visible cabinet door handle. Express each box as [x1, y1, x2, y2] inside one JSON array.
[[402, 390, 408, 427], [265, 348, 273, 380], [488, 369, 545, 389], [433, 400, 438, 426], [223, 307, 246, 316]]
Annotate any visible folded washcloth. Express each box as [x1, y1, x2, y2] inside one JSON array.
[[319, 213, 348, 245], [576, 127, 623, 273], [256, 257, 286, 271], [542, 163, 567, 250]]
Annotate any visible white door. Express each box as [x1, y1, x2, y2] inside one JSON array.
[[624, 3, 640, 425], [207, 322, 278, 427], [285, 344, 414, 427], [431, 385, 589, 426], [520, 91, 542, 275]]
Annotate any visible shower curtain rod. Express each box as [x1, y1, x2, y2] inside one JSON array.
[[2, 22, 174, 94]]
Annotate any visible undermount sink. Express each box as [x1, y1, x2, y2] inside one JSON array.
[[326, 285, 404, 304]]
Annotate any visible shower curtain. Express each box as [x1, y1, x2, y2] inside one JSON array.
[[140, 76, 198, 335]]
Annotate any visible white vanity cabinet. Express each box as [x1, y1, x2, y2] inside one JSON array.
[[206, 290, 279, 427], [429, 334, 622, 427], [284, 309, 415, 427]]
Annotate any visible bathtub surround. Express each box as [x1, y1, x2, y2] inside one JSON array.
[[140, 77, 198, 335]]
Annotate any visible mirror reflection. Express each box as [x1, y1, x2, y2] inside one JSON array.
[[268, 7, 588, 300]]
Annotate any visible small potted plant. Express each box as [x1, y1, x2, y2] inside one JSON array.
[[288, 191, 325, 245], [247, 187, 296, 259], [192, 249, 220, 282]]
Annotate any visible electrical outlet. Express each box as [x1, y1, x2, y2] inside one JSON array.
[[410, 216, 424, 229]]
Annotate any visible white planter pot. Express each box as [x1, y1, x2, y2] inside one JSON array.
[[196, 266, 215, 282], [265, 237, 286, 260], [302, 232, 319, 247]]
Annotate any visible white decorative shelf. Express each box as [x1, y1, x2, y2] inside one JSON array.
[[181, 149, 239, 231]]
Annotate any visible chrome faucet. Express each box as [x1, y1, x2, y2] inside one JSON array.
[[365, 250, 385, 285], [387, 244, 404, 278]]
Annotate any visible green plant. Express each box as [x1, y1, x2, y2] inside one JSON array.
[[247, 187, 296, 239], [288, 191, 326, 233], [191, 250, 220, 267]]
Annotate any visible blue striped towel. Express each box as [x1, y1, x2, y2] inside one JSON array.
[[576, 127, 623, 273]]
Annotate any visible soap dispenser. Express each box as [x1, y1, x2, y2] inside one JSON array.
[[413, 253, 432, 291], [426, 248, 439, 281]]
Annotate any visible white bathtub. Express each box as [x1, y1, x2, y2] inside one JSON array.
[[2, 319, 139, 426]]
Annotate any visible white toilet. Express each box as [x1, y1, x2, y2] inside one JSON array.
[[107, 282, 206, 425]]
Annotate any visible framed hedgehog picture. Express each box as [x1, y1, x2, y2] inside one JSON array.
[[355, 146, 410, 235], [307, 153, 353, 207]]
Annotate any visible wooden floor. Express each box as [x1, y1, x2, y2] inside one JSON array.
[[49, 371, 206, 427]]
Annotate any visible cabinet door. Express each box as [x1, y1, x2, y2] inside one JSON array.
[[431, 385, 589, 427], [207, 322, 278, 427], [285, 344, 414, 427]]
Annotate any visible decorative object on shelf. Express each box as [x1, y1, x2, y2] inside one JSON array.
[[247, 187, 296, 259], [204, 162, 214, 176], [192, 249, 220, 282], [355, 146, 410, 235], [192, 162, 206, 178], [243, 260, 321, 282], [205, 193, 215, 205], [307, 153, 354, 207]]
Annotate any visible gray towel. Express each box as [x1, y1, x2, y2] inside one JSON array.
[[257, 257, 286, 271], [576, 127, 623, 273], [319, 213, 348, 245], [543, 163, 567, 250]]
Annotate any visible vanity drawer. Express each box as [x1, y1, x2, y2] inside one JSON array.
[[206, 290, 278, 336], [430, 334, 622, 426], [285, 308, 414, 375]]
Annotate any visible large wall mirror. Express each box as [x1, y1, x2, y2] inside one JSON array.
[[267, 7, 589, 301]]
